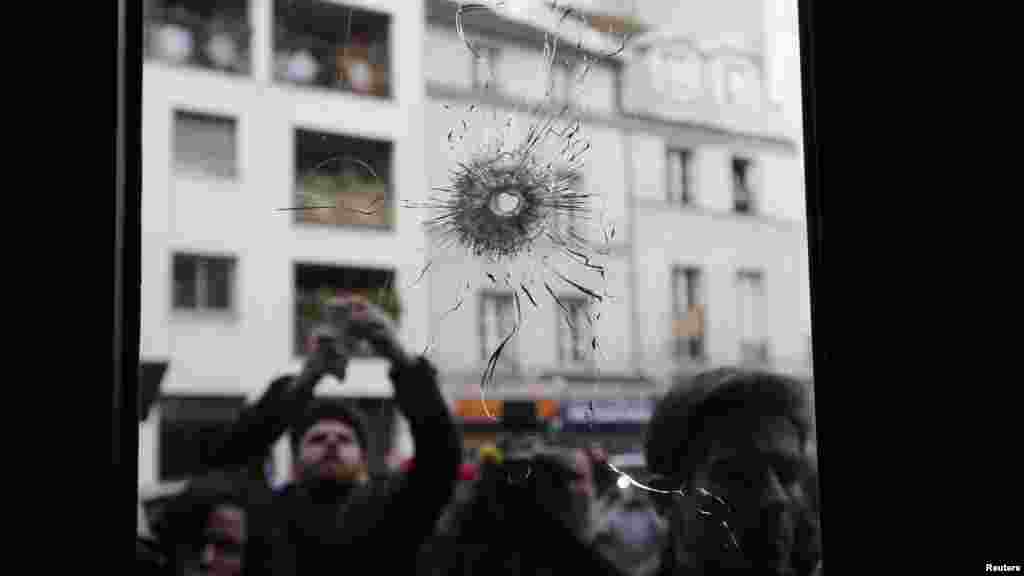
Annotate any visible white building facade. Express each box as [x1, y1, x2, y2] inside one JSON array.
[[422, 0, 811, 456], [137, 0, 813, 488], [622, 25, 811, 386], [138, 0, 428, 488]]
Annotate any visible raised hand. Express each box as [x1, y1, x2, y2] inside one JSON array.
[[301, 323, 350, 383], [330, 294, 411, 367]]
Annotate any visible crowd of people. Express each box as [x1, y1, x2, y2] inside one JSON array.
[[136, 295, 822, 576]]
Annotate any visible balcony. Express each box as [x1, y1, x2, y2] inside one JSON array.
[[273, 1, 391, 99], [144, 1, 251, 76], [293, 129, 394, 230]]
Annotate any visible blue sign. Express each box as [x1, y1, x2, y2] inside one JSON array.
[[562, 399, 653, 427]]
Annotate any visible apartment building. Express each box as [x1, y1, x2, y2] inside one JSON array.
[[138, 0, 428, 487], [423, 0, 810, 457]]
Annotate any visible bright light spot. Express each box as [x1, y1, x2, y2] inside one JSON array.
[[489, 190, 523, 216], [617, 475, 631, 490]]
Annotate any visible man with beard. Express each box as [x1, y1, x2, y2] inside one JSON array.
[[644, 368, 821, 576], [207, 295, 461, 576]]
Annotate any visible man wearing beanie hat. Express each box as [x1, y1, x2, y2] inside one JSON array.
[[204, 295, 461, 576], [644, 368, 821, 576]]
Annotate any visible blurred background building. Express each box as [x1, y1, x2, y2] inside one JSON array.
[[137, 0, 810, 489], [138, 0, 429, 486]]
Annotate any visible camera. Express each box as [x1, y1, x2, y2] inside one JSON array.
[[319, 296, 376, 357]]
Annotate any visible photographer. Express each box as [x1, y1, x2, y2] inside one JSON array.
[[206, 294, 461, 576], [421, 437, 628, 576]]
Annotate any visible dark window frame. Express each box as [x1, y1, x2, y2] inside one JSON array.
[[666, 147, 695, 206], [172, 109, 239, 180], [555, 295, 592, 368], [478, 290, 519, 370], [672, 265, 706, 361], [732, 156, 755, 214], [171, 252, 237, 313]]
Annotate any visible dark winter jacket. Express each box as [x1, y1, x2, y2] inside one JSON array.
[[209, 356, 461, 576]]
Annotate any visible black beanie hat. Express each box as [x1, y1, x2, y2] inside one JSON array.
[[289, 398, 370, 452], [644, 367, 813, 482]]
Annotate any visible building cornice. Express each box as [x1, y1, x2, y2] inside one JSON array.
[[426, 80, 798, 153]]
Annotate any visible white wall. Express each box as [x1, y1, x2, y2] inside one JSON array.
[[144, 64, 428, 396], [424, 25, 616, 116], [635, 0, 765, 55], [764, 0, 803, 144], [621, 46, 790, 140], [628, 132, 800, 221], [424, 28, 473, 90], [631, 207, 809, 382], [581, 125, 630, 240], [627, 125, 811, 383], [696, 145, 732, 213], [496, 42, 550, 103], [756, 149, 805, 222], [629, 133, 666, 202], [575, 61, 616, 115]]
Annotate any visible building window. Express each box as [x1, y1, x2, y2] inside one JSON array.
[[173, 110, 237, 179], [732, 157, 755, 214], [144, 0, 251, 75], [472, 45, 500, 92], [557, 296, 592, 368], [736, 269, 769, 366], [273, 1, 391, 98], [294, 129, 393, 229], [672, 267, 705, 360], [667, 148, 694, 206], [554, 170, 584, 242], [172, 253, 236, 312], [294, 263, 400, 357], [480, 292, 519, 371], [159, 396, 273, 482]]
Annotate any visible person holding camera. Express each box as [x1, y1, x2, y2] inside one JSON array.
[[205, 294, 461, 576], [419, 437, 629, 576]]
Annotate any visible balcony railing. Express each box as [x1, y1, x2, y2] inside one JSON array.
[[145, 8, 251, 76], [294, 172, 393, 229]]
